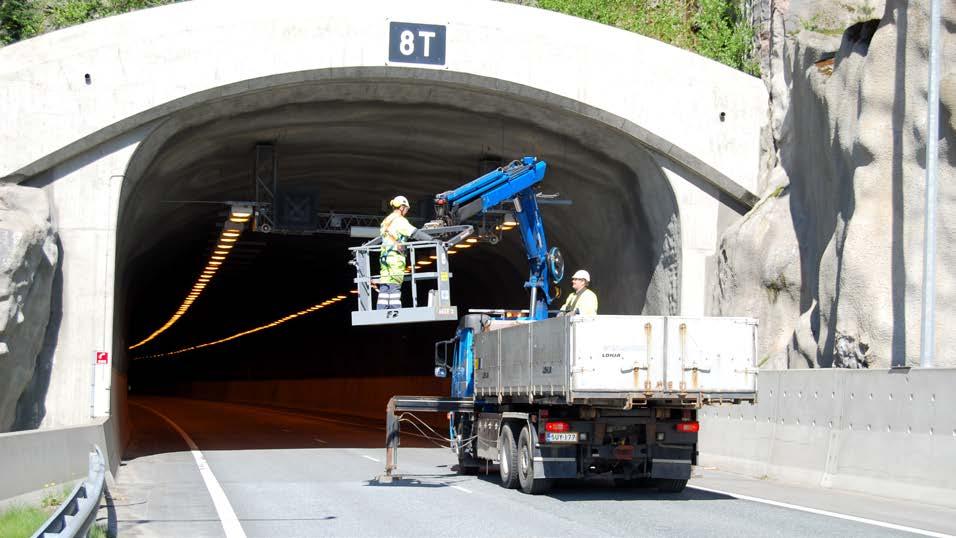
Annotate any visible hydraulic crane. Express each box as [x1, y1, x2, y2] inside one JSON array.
[[433, 156, 565, 319], [349, 156, 564, 325], [376, 157, 758, 496]]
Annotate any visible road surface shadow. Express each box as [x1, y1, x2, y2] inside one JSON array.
[[364, 476, 456, 488], [123, 396, 443, 462], [473, 474, 736, 502]]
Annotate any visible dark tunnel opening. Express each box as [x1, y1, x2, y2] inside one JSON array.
[[118, 76, 682, 399], [127, 220, 530, 391]]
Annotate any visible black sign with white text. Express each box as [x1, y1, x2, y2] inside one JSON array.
[[388, 22, 446, 65]]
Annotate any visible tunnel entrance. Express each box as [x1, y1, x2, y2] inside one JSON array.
[[119, 71, 681, 396]]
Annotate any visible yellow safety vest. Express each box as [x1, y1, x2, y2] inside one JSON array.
[[381, 212, 416, 252], [561, 288, 598, 316], [379, 212, 417, 285]]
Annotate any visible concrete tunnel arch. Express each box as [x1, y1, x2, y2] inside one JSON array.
[[0, 1, 768, 457], [116, 68, 685, 336], [115, 68, 689, 399]]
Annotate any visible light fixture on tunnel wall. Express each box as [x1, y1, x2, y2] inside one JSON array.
[[134, 292, 352, 359], [503, 212, 518, 227], [127, 208, 250, 350]]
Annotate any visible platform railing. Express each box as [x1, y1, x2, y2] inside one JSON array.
[[349, 225, 472, 325]]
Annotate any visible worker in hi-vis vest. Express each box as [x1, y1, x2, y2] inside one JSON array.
[[559, 269, 599, 316], [378, 195, 435, 309]]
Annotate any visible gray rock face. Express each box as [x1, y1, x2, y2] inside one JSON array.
[[715, 0, 955, 368], [0, 185, 57, 431]]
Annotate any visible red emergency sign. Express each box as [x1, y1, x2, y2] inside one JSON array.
[[96, 352, 109, 364]]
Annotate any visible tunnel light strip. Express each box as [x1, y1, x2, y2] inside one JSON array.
[[128, 206, 253, 350], [135, 293, 350, 359], [135, 224, 513, 356]]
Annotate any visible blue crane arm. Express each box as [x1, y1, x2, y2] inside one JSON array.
[[434, 157, 558, 319]]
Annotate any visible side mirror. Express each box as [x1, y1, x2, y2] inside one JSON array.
[[434, 337, 457, 373]]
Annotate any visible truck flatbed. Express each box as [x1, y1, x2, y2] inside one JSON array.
[[472, 315, 758, 408]]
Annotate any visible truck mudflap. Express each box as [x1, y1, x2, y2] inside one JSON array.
[[533, 445, 577, 479], [650, 444, 694, 480]]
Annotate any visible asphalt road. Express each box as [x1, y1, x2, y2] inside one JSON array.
[[106, 397, 954, 537]]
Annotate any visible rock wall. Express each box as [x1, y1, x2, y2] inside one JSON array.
[[714, 0, 956, 368], [0, 185, 58, 431]]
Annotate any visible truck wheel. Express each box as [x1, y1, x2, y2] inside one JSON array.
[[517, 426, 552, 495], [498, 425, 520, 489], [656, 479, 688, 493]]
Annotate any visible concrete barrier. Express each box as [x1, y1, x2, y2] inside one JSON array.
[[0, 416, 116, 502], [699, 368, 956, 508], [183, 376, 450, 421]]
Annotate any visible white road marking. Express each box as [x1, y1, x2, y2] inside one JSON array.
[[132, 402, 247, 538], [689, 485, 953, 538], [362, 455, 381, 463], [449, 485, 472, 494]]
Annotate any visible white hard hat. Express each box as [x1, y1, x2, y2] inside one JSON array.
[[390, 195, 410, 209], [572, 270, 591, 282]]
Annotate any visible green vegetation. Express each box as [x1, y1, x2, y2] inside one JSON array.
[[2, 0, 759, 75], [0, 483, 107, 538], [1, 0, 181, 46], [526, 0, 759, 75], [0, 505, 49, 538], [796, 1, 879, 38]]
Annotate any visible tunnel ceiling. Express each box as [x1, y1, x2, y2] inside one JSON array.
[[121, 77, 681, 386]]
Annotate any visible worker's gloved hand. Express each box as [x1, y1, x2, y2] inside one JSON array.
[[411, 228, 435, 242]]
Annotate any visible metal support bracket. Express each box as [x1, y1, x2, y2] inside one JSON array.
[[381, 396, 474, 482]]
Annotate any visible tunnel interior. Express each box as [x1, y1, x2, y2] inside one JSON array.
[[119, 75, 681, 393]]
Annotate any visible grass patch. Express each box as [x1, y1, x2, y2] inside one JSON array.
[[0, 505, 50, 538], [531, 0, 759, 75], [0, 483, 108, 538]]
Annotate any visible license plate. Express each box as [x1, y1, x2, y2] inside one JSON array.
[[545, 432, 578, 443]]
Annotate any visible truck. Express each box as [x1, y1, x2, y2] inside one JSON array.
[[436, 312, 757, 494], [351, 157, 758, 494]]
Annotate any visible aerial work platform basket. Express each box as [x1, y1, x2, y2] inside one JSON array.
[[349, 225, 472, 326]]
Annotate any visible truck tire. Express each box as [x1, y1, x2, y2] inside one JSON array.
[[656, 478, 688, 493], [498, 425, 520, 489], [517, 426, 552, 495]]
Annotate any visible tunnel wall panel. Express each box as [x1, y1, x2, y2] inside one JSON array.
[[699, 369, 956, 508], [180, 376, 451, 421], [24, 128, 149, 433]]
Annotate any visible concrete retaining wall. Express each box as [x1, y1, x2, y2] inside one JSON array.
[[0, 416, 119, 502], [182, 376, 450, 421], [699, 368, 956, 508]]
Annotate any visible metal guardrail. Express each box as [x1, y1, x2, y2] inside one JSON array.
[[31, 446, 105, 538]]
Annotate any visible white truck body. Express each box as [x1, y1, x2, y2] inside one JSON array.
[[474, 315, 757, 405]]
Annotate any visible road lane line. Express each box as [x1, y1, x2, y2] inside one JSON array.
[[688, 485, 953, 538], [362, 455, 381, 463], [449, 485, 472, 494], [131, 402, 247, 538]]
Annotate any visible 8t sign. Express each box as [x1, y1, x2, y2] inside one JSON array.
[[388, 22, 446, 66]]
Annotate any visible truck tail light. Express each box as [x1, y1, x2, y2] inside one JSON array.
[[675, 421, 700, 433], [545, 421, 570, 433]]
